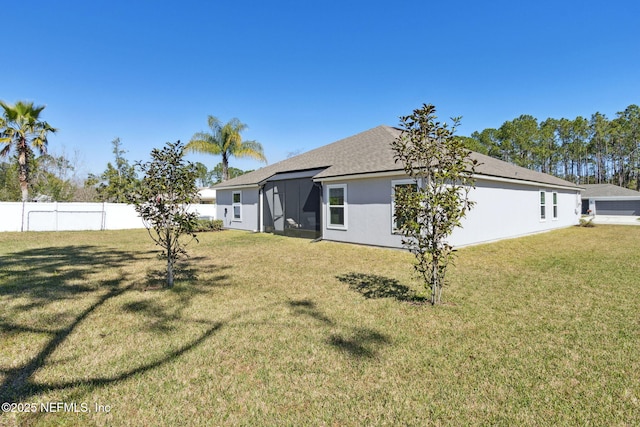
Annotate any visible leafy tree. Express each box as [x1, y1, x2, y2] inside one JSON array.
[[128, 141, 199, 288], [0, 152, 75, 201], [470, 128, 502, 159], [613, 105, 640, 189], [466, 104, 640, 189], [192, 161, 250, 186], [73, 181, 98, 202], [87, 138, 139, 202], [391, 104, 477, 305], [192, 162, 217, 187], [569, 117, 589, 183], [31, 153, 76, 201], [458, 136, 489, 155], [498, 115, 539, 169], [211, 162, 247, 184], [0, 159, 22, 200], [537, 118, 559, 175], [588, 112, 611, 184], [185, 116, 266, 181], [0, 101, 57, 201]]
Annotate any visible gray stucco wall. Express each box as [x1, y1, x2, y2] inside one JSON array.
[[217, 188, 260, 232], [217, 176, 581, 248], [450, 181, 581, 247], [322, 176, 404, 248], [320, 176, 581, 248]]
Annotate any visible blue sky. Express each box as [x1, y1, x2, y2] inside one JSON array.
[[2, 0, 639, 177]]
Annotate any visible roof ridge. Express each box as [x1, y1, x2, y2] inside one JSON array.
[[214, 124, 580, 190]]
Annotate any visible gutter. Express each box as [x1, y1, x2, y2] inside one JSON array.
[[211, 183, 261, 191], [314, 169, 581, 191], [472, 174, 582, 191]]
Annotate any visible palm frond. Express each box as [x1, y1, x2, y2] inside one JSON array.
[[41, 121, 57, 133], [234, 140, 267, 163], [187, 115, 266, 165], [184, 135, 223, 155], [207, 115, 222, 132], [226, 118, 249, 134]]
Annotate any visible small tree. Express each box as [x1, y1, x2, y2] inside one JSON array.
[[391, 104, 477, 305], [129, 141, 200, 288]]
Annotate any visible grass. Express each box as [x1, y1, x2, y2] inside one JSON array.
[[0, 226, 638, 426]]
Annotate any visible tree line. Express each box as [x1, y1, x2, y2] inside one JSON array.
[[464, 104, 640, 190], [0, 144, 249, 203], [5, 98, 639, 202], [1, 102, 265, 202]]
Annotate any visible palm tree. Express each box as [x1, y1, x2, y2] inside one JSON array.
[[185, 116, 266, 181], [0, 101, 57, 201]]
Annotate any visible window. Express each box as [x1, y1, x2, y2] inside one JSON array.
[[552, 191, 558, 220], [392, 179, 418, 232], [539, 190, 546, 220], [327, 184, 347, 229], [232, 191, 242, 221]]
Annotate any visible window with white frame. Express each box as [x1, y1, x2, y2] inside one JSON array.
[[232, 191, 242, 221], [539, 190, 546, 220], [392, 179, 418, 232], [552, 191, 558, 220], [327, 184, 347, 229]]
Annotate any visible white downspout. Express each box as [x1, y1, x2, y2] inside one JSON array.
[[259, 186, 264, 233]]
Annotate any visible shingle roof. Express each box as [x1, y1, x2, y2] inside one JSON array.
[[214, 125, 580, 189], [581, 184, 640, 198]]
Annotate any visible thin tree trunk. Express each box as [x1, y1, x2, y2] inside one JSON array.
[[167, 258, 174, 288], [432, 260, 440, 305], [166, 230, 174, 288]]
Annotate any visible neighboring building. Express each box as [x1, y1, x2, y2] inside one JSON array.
[[196, 187, 217, 220], [198, 187, 217, 204], [213, 125, 582, 248], [581, 184, 640, 216]]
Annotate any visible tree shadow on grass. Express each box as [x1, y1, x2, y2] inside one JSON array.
[[121, 263, 232, 335], [336, 272, 427, 303], [327, 329, 391, 359], [142, 256, 232, 290], [287, 299, 334, 325], [287, 299, 392, 359], [0, 244, 226, 404], [0, 245, 147, 304]]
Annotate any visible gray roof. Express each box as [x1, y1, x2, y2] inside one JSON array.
[[581, 184, 640, 198], [214, 125, 580, 190]]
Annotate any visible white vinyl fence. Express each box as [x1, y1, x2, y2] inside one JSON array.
[[0, 202, 217, 232]]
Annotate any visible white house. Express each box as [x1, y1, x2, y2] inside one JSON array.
[[213, 125, 582, 248]]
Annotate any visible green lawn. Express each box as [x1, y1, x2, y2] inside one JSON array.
[[0, 226, 638, 426]]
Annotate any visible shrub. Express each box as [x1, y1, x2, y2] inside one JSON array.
[[579, 217, 595, 227], [195, 219, 224, 232]]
